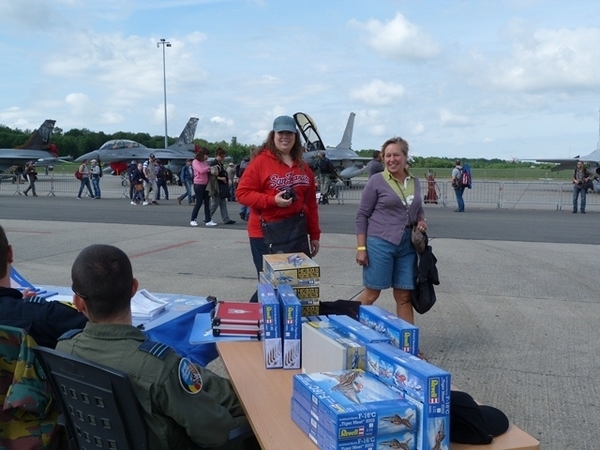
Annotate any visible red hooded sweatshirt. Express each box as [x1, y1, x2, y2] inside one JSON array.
[[235, 149, 321, 241]]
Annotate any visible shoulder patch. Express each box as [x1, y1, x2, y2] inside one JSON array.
[[138, 340, 172, 360], [178, 357, 203, 394], [58, 329, 83, 341], [26, 296, 46, 304]]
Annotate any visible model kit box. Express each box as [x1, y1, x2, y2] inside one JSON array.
[[359, 305, 419, 356], [259, 272, 320, 316], [263, 253, 320, 285], [292, 369, 416, 440], [258, 283, 282, 369], [301, 319, 365, 373], [365, 343, 451, 450], [277, 285, 302, 369], [327, 315, 390, 345], [291, 397, 416, 450]]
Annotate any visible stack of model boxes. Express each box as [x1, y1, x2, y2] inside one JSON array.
[[262, 252, 321, 316], [358, 305, 419, 356], [276, 284, 302, 369], [211, 301, 262, 338], [365, 343, 451, 450], [301, 316, 366, 373], [258, 283, 283, 369], [291, 369, 417, 450]]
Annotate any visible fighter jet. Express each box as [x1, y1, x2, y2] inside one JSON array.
[[322, 371, 363, 404], [0, 119, 71, 172], [380, 413, 414, 429], [75, 117, 199, 175], [536, 109, 600, 176], [293, 112, 370, 180]]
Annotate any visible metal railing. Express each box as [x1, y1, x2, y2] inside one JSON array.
[[2, 174, 599, 211]]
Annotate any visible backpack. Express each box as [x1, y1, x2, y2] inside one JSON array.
[[319, 157, 333, 174], [460, 169, 471, 187], [74, 168, 83, 180]]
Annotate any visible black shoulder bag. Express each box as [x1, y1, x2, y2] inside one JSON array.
[[260, 195, 310, 255]]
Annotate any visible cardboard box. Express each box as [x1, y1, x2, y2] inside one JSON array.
[[277, 285, 302, 369], [258, 283, 282, 369], [327, 315, 390, 345], [358, 305, 419, 356], [263, 253, 320, 285], [301, 319, 365, 373], [365, 343, 451, 450], [292, 369, 416, 440], [291, 397, 416, 450]]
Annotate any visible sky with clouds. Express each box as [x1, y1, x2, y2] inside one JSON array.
[[1, 0, 600, 160]]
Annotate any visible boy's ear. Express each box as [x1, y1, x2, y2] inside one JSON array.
[[73, 295, 87, 314]]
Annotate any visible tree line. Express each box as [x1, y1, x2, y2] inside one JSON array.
[[1, 123, 555, 170]]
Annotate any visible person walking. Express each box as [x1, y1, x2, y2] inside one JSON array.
[[209, 148, 236, 224], [190, 148, 215, 227], [154, 159, 169, 201], [226, 162, 237, 201], [355, 137, 427, 326], [451, 159, 465, 212], [23, 161, 38, 196], [572, 161, 591, 213], [143, 154, 159, 205], [77, 159, 95, 199], [177, 158, 194, 205], [90, 159, 102, 199], [366, 150, 384, 178]]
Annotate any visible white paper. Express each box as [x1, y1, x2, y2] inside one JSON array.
[[131, 289, 169, 318]]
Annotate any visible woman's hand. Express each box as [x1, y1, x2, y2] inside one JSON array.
[[356, 249, 368, 267], [310, 240, 320, 257], [274, 191, 293, 208], [417, 219, 427, 233]]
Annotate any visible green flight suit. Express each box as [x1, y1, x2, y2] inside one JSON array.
[[57, 323, 248, 450]]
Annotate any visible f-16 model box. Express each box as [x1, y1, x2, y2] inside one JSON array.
[[258, 283, 282, 369], [277, 285, 302, 369], [263, 253, 320, 286], [365, 343, 450, 450], [291, 397, 416, 450], [292, 369, 416, 441], [358, 305, 419, 356], [327, 315, 390, 346]]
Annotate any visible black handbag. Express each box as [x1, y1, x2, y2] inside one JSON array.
[[261, 209, 310, 255]]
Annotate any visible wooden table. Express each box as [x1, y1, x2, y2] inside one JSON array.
[[217, 341, 540, 450]]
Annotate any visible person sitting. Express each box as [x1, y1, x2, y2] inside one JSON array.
[[57, 244, 256, 450], [0, 224, 87, 348]]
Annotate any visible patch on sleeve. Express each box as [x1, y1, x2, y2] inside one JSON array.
[[178, 357, 203, 394]]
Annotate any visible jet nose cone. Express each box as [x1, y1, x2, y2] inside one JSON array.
[[75, 152, 98, 163]]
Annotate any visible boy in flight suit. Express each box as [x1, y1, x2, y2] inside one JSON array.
[[58, 244, 256, 450]]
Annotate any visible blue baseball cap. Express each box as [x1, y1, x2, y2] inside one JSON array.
[[273, 115, 297, 133]]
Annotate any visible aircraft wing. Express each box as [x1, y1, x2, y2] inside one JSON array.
[[536, 148, 600, 172]]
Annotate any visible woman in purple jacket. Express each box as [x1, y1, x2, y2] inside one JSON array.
[[355, 137, 427, 325]]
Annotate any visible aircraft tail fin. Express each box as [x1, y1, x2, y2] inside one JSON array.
[[335, 112, 355, 150], [169, 117, 199, 148], [14, 119, 56, 151]]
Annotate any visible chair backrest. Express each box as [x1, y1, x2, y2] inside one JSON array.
[[33, 346, 148, 450], [0, 325, 64, 450]]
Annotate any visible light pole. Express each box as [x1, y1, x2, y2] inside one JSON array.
[[157, 38, 171, 148]]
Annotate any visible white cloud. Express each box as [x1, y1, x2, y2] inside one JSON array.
[[476, 26, 600, 92], [440, 108, 471, 127], [352, 13, 440, 61], [210, 116, 234, 127], [350, 79, 405, 106]]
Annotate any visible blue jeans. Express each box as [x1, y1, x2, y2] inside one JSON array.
[[78, 177, 94, 198], [240, 205, 250, 220], [178, 180, 193, 204], [156, 180, 169, 200], [91, 177, 101, 198], [454, 186, 465, 211], [249, 237, 270, 302], [573, 184, 587, 212], [191, 184, 211, 223]]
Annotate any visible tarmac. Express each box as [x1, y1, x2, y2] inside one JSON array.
[[1, 187, 599, 450]]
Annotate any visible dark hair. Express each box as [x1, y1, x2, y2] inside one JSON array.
[[195, 147, 209, 161], [372, 151, 380, 159], [0, 225, 9, 279], [262, 130, 307, 171], [71, 245, 133, 321], [216, 147, 226, 158]]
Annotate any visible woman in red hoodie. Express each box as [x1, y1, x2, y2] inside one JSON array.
[[236, 115, 321, 301]]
